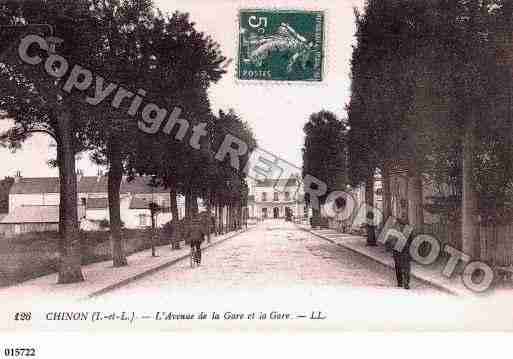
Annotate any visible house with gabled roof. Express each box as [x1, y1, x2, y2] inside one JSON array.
[[0, 173, 185, 236]]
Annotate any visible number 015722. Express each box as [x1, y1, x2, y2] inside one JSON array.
[[3, 349, 36, 357]]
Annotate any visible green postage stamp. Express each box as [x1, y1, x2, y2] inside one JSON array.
[[237, 9, 325, 82]]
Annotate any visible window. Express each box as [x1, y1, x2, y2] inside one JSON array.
[[274, 192, 279, 201], [138, 214, 147, 226], [262, 192, 267, 201], [285, 192, 290, 201]]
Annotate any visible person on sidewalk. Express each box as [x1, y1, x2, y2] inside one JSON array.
[[186, 215, 206, 265], [366, 211, 377, 246], [390, 219, 414, 289]]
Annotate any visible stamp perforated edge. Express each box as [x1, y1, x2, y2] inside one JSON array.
[[234, 5, 330, 87]]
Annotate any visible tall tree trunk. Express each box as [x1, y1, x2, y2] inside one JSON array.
[[220, 205, 224, 234], [232, 205, 236, 230], [57, 146, 65, 255], [227, 204, 231, 231], [213, 201, 218, 235], [217, 204, 221, 234], [382, 162, 392, 251], [462, 113, 480, 259], [231, 205, 235, 230], [238, 201, 243, 229], [408, 163, 424, 231], [206, 190, 212, 242], [224, 205, 228, 232], [185, 190, 198, 217], [170, 188, 179, 221], [365, 172, 376, 246], [56, 110, 84, 284], [191, 193, 199, 215], [169, 188, 180, 250], [233, 206, 236, 230], [382, 161, 392, 224], [150, 205, 156, 257], [185, 190, 190, 218], [224, 205, 228, 231], [108, 137, 127, 267], [216, 204, 220, 234], [311, 208, 320, 227]]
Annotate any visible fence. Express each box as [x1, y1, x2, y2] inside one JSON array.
[[479, 223, 513, 267], [420, 221, 513, 267], [327, 217, 513, 268]]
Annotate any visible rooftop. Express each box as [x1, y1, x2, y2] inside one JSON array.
[[254, 178, 300, 188], [10, 176, 168, 195]]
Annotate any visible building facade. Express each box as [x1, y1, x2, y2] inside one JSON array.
[[247, 178, 305, 219], [0, 174, 186, 236]]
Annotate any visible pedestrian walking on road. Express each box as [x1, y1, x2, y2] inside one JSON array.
[[365, 211, 377, 246], [186, 215, 206, 265], [390, 219, 414, 289]]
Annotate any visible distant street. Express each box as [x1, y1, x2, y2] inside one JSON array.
[[101, 219, 439, 294]]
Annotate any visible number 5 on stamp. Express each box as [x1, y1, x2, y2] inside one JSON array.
[[237, 9, 325, 82]]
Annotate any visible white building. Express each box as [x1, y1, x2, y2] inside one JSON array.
[[1, 174, 185, 235], [247, 178, 305, 219]]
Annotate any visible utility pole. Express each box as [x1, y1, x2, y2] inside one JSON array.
[[149, 175, 159, 257]]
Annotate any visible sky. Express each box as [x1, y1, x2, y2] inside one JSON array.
[[0, 0, 364, 178]]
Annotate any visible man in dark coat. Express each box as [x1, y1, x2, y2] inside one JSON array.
[[390, 219, 414, 289], [366, 211, 377, 246], [187, 215, 206, 265]]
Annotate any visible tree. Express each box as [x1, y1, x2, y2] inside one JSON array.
[[348, 0, 513, 260], [208, 109, 256, 233], [302, 110, 347, 222], [0, 1, 98, 283], [84, 0, 158, 267], [0, 177, 14, 213], [123, 11, 232, 238]]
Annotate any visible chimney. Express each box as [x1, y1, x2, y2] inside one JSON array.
[[14, 170, 21, 183], [97, 169, 103, 182], [76, 169, 83, 182]]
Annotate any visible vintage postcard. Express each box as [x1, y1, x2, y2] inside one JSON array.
[[0, 0, 512, 354]]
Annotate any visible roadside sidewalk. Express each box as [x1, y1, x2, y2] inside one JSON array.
[[0, 229, 248, 303], [297, 224, 471, 296]]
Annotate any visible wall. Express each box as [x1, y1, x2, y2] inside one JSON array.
[[86, 209, 108, 221], [10, 193, 65, 209], [10, 194, 42, 210], [0, 222, 59, 238]]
